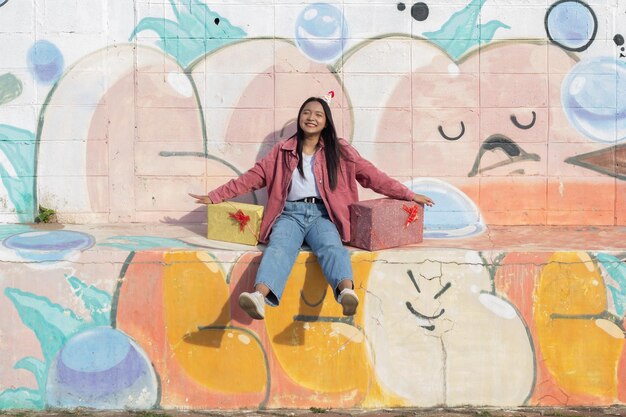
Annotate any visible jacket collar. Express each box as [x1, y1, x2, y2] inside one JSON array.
[[280, 135, 325, 154]]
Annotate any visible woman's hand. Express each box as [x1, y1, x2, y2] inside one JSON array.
[[189, 193, 213, 205], [412, 193, 434, 207]]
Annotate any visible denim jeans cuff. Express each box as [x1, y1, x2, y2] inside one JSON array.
[[256, 281, 280, 307], [333, 278, 354, 302]]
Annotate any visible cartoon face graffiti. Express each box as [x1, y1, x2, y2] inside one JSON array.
[[363, 249, 534, 406], [343, 38, 619, 225]]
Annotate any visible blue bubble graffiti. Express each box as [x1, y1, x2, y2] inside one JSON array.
[[545, 0, 597, 52], [46, 327, 158, 409], [3, 230, 94, 262], [295, 3, 348, 63], [0, 275, 158, 410], [27, 40, 64, 84], [561, 56, 626, 143], [407, 178, 485, 238]]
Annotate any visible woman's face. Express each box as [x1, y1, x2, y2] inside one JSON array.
[[299, 100, 327, 138]]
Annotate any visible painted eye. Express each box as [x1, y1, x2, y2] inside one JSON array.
[[510, 111, 536, 130], [614, 34, 625, 46], [434, 282, 451, 300], [438, 121, 465, 141]]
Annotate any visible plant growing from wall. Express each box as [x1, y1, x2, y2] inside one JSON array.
[[34, 206, 55, 223]]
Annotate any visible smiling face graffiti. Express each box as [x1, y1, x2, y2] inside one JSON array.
[[364, 250, 534, 406], [404, 263, 452, 332]]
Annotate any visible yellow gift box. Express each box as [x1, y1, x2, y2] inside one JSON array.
[[207, 201, 264, 246]]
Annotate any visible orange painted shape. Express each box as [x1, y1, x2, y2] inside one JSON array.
[[115, 251, 167, 361], [116, 250, 269, 408]]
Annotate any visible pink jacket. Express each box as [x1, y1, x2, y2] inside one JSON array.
[[207, 136, 416, 243]]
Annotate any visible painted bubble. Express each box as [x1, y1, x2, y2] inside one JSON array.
[[0, 0, 9, 7], [545, 0, 597, 52], [3, 230, 94, 262], [561, 56, 626, 143], [46, 327, 158, 409], [295, 3, 348, 63], [406, 178, 485, 238], [27, 40, 64, 84]]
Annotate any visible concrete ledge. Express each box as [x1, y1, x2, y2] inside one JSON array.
[[1, 224, 626, 410]]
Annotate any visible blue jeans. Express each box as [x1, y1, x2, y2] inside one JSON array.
[[256, 201, 353, 306]]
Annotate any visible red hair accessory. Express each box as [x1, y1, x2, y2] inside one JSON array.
[[321, 90, 335, 105]]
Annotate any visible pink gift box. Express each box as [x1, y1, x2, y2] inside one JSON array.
[[349, 198, 424, 251]]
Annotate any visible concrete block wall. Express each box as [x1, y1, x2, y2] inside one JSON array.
[[0, 0, 623, 227], [1, 0, 626, 411]]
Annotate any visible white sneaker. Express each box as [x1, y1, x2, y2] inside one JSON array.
[[338, 288, 359, 316], [238, 291, 265, 320]]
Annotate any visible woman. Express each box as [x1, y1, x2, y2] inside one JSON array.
[[190, 96, 434, 320]]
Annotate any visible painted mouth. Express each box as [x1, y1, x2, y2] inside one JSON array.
[[406, 301, 445, 331], [468, 135, 541, 176]]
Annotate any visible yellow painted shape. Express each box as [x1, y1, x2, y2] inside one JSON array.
[[171, 327, 267, 394], [535, 252, 624, 399], [164, 251, 230, 338], [265, 251, 373, 393], [163, 251, 267, 393]]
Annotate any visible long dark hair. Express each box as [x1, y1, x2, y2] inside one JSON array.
[[295, 97, 342, 190]]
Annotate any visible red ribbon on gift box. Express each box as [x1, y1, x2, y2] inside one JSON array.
[[402, 204, 420, 228], [229, 209, 250, 232]]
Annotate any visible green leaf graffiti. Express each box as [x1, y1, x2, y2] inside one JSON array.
[[1, 277, 112, 410], [66, 275, 113, 326], [0, 388, 43, 410], [596, 253, 626, 317], [0, 73, 23, 106], [0, 125, 36, 222], [0, 224, 32, 240], [423, 0, 510, 60], [130, 0, 247, 68], [4, 288, 86, 364], [14, 357, 46, 394]]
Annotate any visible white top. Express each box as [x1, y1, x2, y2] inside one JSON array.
[[287, 153, 321, 201]]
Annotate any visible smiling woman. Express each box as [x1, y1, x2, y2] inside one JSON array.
[[190, 95, 434, 321]]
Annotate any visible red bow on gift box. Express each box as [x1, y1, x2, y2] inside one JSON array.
[[402, 204, 420, 228], [229, 209, 250, 232]]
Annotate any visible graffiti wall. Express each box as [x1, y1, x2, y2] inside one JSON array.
[[1, 224, 626, 409], [1, 0, 626, 411], [0, 0, 623, 226]]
